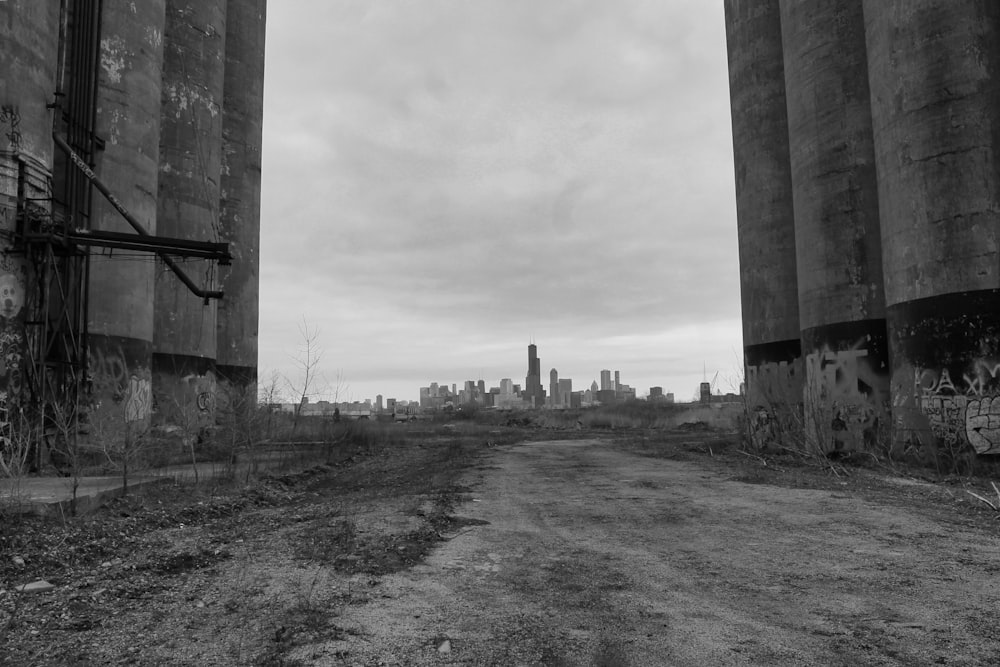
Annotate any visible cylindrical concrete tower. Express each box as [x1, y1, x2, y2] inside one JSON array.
[[217, 0, 266, 396], [0, 1, 59, 406], [154, 0, 227, 427], [864, 1, 1000, 458], [724, 0, 804, 446], [88, 0, 166, 433], [780, 0, 890, 453]]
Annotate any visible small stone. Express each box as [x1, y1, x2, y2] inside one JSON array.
[[437, 639, 451, 654], [11, 556, 24, 567], [101, 561, 113, 568], [17, 580, 55, 594], [195, 600, 206, 608]]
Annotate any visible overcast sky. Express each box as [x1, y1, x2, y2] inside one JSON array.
[[258, 0, 742, 404]]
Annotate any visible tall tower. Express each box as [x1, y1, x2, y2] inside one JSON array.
[[780, 0, 889, 454], [724, 0, 804, 446], [549, 368, 559, 407], [153, 0, 228, 427], [864, 0, 1000, 456], [525, 343, 545, 408], [217, 0, 266, 395], [87, 0, 167, 433]]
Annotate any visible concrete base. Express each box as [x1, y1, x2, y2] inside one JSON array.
[[0, 475, 168, 517]]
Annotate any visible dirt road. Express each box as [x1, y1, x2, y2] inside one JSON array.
[[307, 438, 1000, 666]]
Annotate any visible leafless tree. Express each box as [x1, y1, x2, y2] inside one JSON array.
[[285, 318, 325, 436]]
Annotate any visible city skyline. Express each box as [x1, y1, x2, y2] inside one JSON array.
[[286, 338, 722, 407]]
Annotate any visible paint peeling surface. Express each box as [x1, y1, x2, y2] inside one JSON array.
[[162, 82, 220, 118], [100, 35, 128, 84], [800, 322, 891, 455]]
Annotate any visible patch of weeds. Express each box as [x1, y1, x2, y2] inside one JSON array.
[[293, 519, 357, 565]]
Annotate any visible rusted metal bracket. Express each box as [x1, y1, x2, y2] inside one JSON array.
[[52, 132, 224, 302]]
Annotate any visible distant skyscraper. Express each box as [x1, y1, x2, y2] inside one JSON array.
[[500, 378, 513, 394], [550, 368, 559, 406], [525, 343, 546, 408], [591, 380, 598, 393], [600, 369, 611, 391], [558, 378, 572, 407], [614, 370, 620, 393]]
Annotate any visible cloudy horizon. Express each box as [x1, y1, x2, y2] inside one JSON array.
[[258, 0, 742, 404]]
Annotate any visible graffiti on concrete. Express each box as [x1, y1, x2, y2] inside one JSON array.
[[123, 376, 152, 424], [915, 360, 1000, 454], [804, 340, 888, 451], [183, 371, 217, 425], [965, 397, 1000, 453], [0, 105, 22, 152], [90, 346, 152, 424]]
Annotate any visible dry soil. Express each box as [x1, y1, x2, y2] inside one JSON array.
[[3, 430, 1000, 666]]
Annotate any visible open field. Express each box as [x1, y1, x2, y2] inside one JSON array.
[[3, 417, 1000, 665]]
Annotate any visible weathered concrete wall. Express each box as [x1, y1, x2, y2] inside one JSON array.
[[88, 0, 166, 432], [0, 2, 59, 411], [154, 0, 227, 427], [217, 0, 265, 394], [864, 0, 1000, 460], [724, 0, 804, 446], [779, 0, 890, 454]]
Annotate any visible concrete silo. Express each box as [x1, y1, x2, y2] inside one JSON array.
[[217, 0, 266, 398], [154, 0, 228, 427], [88, 0, 167, 432], [0, 2, 60, 410], [724, 0, 804, 446], [864, 1, 1000, 458], [779, 0, 890, 453]]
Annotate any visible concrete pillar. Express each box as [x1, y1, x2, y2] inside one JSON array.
[[779, 0, 890, 454], [88, 0, 166, 434], [864, 1, 1000, 460], [154, 0, 227, 428], [0, 1, 59, 409], [217, 0, 265, 398], [724, 0, 804, 447]]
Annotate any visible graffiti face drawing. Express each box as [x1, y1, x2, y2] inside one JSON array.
[[0, 273, 23, 319]]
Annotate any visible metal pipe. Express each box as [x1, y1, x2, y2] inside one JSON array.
[[52, 133, 224, 301]]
